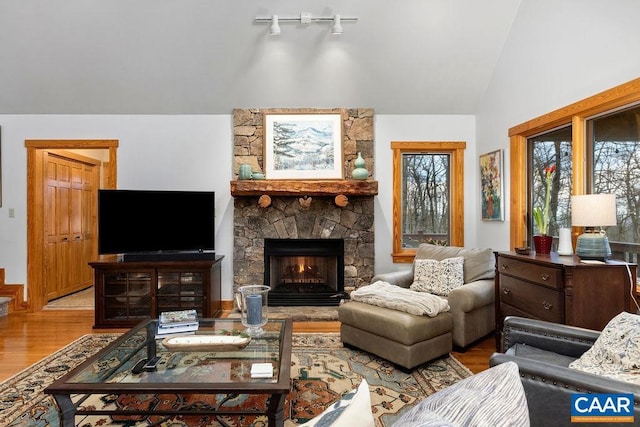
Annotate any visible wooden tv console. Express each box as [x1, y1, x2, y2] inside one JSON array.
[[91, 255, 223, 328]]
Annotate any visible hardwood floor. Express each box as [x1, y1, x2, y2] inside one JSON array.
[[0, 309, 495, 382]]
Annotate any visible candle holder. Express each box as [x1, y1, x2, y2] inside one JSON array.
[[237, 285, 269, 336]]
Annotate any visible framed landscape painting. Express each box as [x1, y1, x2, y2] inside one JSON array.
[[263, 113, 343, 179], [479, 149, 504, 221]]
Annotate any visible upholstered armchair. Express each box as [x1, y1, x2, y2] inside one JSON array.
[[490, 316, 640, 427], [370, 243, 495, 349]]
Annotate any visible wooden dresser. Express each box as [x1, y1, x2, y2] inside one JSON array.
[[494, 251, 637, 349]]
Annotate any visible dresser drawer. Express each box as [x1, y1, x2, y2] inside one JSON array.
[[499, 276, 564, 323], [497, 257, 563, 289]]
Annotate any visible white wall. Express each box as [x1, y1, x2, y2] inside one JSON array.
[[0, 115, 235, 299], [374, 115, 478, 276], [0, 113, 480, 301], [475, 0, 640, 249]]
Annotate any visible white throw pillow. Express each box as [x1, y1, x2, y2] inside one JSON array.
[[569, 311, 640, 384], [410, 257, 464, 296], [299, 379, 374, 427], [393, 361, 530, 427]]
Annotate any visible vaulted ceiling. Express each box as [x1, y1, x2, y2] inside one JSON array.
[[1, 1, 521, 114]]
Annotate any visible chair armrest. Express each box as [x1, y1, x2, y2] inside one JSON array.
[[447, 279, 494, 313], [490, 353, 640, 426], [371, 269, 414, 288], [503, 316, 599, 358]]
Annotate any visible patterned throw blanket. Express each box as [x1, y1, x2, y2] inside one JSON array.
[[350, 280, 450, 317]]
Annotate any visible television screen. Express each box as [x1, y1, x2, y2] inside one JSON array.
[[98, 189, 215, 255]]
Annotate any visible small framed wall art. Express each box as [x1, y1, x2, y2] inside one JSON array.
[[479, 149, 504, 221], [263, 113, 343, 179]]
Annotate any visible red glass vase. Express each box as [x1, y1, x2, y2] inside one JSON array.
[[533, 235, 553, 254]]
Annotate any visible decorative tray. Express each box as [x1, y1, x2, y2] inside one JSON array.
[[162, 333, 251, 352]]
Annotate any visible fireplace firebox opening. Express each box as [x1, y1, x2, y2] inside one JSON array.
[[264, 238, 344, 306]]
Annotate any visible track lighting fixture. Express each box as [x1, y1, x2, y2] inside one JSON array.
[[255, 12, 357, 35], [331, 15, 343, 35], [269, 15, 281, 36]]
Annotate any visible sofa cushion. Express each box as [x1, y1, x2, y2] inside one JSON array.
[[506, 343, 578, 367], [338, 301, 453, 345], [410, 257, 464, 296], [415, 244, 495, 283], [393, 361, 529, 426], [569, 311, 640, 384], [300, 379, 374, 427]]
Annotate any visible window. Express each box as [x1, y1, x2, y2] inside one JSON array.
[[588, 104, 640, 252], [391, 141, 466, 263], [528, 126, 573, 237], [511, 77, 640, 266]]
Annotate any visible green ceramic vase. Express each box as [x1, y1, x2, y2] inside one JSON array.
[[351, 152, 369, 180]]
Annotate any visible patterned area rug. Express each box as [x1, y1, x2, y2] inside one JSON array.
[[0, 333, 472, 426]]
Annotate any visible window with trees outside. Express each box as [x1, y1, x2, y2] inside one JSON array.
[[391, 141, 465, 263], [511, 77, 640, 273]]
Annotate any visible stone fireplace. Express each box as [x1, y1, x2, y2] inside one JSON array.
[[231, 108, 377, 306]]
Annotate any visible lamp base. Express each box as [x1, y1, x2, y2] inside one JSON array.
[[575, 231, 611, 261]]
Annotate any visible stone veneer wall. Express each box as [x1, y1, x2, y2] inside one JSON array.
[[232, 108, 376, 295]]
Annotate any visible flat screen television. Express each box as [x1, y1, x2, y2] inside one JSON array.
[[98, 189, 215, 260]]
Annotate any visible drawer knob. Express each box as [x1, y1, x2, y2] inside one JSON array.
[[543, 301, 553, 310], [541, 273, 550, 281], [501, 264, 509, 270], [503, 288, 511, 295]]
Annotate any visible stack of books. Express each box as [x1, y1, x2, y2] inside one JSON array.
[[157, 309, 199, 336]]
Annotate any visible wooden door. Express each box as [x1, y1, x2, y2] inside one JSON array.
[[26, 139, 118, 312], [82, 164, 99, 286], [44, 153, 69, 300], [44, 152, 98, 301]]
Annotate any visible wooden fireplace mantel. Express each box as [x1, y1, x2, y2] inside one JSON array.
[[230, 179, 378, 208]]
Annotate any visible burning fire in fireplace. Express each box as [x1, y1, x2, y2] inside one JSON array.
[[282, 259, 324, 284], [264, 238, 344, 306]]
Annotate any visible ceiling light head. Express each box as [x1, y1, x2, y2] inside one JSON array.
[[331, 14, 343, 35], [269, 15, 281, 36]]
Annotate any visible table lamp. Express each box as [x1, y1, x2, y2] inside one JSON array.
[[570, 194, 616, 261]]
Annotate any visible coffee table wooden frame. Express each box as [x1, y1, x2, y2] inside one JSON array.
[[44, 318, 293, 427]]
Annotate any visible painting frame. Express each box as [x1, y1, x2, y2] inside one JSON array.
[[479, 149, 504, 221], [263, 112, 344, 180]]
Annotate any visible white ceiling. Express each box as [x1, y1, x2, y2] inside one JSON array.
[[0, 0, 521, 114]]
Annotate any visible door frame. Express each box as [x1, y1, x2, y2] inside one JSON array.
[[26, 140, 118, 312]]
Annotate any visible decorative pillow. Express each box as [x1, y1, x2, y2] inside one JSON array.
[[415, 244, 495, 283], [299, 379, 374, 427], [410, 257, 464, 296], [393, 361, 530, 427], [569, 311, 640, 384]]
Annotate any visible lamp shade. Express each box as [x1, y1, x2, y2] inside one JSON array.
[[571, 194, 616, 227]]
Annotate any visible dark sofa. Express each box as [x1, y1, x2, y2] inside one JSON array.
[[490, 316, 640, 427]]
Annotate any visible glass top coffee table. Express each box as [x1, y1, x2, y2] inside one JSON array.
[[44, 318, 292, 427]]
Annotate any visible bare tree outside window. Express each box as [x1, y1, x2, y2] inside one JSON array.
[[589, 105, 640, 256], [529, 126, 573, 241], [528, 105, 640, 262], [391, 141, 465, 263], [401, 153, 450, 248]]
